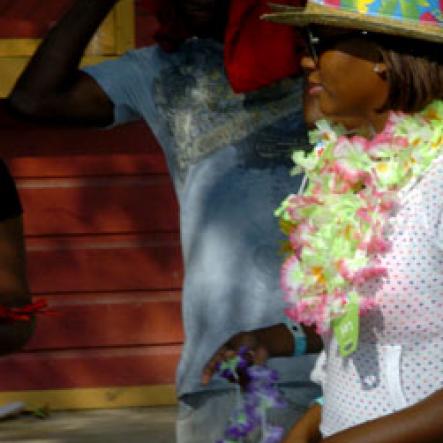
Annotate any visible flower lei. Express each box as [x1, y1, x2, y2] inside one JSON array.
[[216, 347, 287, 443], [276, 100, 443, 334]]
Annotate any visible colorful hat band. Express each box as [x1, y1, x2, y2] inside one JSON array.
[[264, 0, 443, 43]]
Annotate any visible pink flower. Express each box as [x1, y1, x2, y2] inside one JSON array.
[[286, 195, 322, 222], [280, 255, 301, 295], [289, 222, 315, 251], [359, 297, 377, 314], [349, 135, 369, 152], [337, 260, 388, 284], [420, 12, 438, 23], [331, 161, 369, 185], [337, 260, 354, 282], [356, 207, 372, 223], [352, 266, 388, 285], [334, 136, 354, 157], [324, 0, 340, 6], [359, 236, 391, 254]]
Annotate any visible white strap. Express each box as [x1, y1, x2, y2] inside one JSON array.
[[384, 345, 407, 411]]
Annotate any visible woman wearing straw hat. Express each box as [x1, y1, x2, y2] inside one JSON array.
[[261, 0, 443, 442]]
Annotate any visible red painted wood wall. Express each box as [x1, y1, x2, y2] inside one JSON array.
[[0, 1, 184, 392]]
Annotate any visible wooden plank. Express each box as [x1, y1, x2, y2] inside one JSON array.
[[0, 384, 177, 410], [0, 345, 181, 390], [25, 291, 183, 351], [26, 233, 183, 294], [7, 152, 169, 178], [17, 175, 179, 235], [0, 11, 115, 56], [0, 110, 159, 152], [0, 1, 130, 52], [0, 55, 128, 97], [0, 105, 168, 176]]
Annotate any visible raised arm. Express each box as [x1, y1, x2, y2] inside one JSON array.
[[8, 0, 117, 126]]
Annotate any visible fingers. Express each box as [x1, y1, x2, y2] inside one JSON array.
[[200, 331, 270, 385], [253, 346, 269, 365], [201, 346, 236, 385]]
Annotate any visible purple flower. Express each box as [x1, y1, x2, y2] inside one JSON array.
[[216, 350, 287, 443], [262, 425, 285, 443]]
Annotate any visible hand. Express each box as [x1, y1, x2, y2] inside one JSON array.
[[201, 330, 271, 386], [202, 323, 296, 385]]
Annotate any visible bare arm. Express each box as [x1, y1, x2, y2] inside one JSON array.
[[284, 389, 443, 443], [201, 323, 322, 384], [283, 404, 322, 443], [321, 389, 443, 443], [8, 0, 118, 126], [0, 216, 34, 355]]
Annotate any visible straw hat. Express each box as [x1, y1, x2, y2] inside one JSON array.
[[262, 0, 443, 44]]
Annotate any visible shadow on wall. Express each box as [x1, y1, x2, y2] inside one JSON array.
[[0, 101, 184, 391]]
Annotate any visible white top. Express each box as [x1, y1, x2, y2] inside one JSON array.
[[317, 155, 443, 437]]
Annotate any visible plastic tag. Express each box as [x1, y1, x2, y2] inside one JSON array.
[[332, 292, 360, 357]]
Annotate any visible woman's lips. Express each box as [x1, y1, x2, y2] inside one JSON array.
[[308, 83, 323, 95]]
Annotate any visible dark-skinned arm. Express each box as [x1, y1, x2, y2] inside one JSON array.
[[283, 389, 443, 443], [0, 216, 34, 355], [283, 403, 322, 443], [320, 389, 443, 443], [201, 323, 322, 384], [8, 0, 117, 126]]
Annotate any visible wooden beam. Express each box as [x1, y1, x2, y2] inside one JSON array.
[[0, 384, 176, 411]]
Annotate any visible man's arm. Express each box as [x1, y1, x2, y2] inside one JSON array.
[[8, 0, 117, 126], [0, 216, 34, 355], [201, 323, 322, 384]]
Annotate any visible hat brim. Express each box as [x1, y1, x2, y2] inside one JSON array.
[[262, 2, 443, 44]]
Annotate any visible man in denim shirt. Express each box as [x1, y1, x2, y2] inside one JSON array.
[[9, 1, 319, 441]]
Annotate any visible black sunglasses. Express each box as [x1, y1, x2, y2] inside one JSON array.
[[304, 27, 372, 64]]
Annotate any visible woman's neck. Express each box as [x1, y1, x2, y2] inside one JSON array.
[[340, 110, 390, 137], [369, 110, 390, 134]]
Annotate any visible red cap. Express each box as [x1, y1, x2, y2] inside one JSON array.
[[224, 0, 304, 93]]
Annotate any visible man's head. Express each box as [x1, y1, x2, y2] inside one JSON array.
[[178, 0, 230, 39], [152, 0, 230, 51]]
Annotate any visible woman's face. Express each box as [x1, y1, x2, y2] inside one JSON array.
[[302, 26, 390, 131]]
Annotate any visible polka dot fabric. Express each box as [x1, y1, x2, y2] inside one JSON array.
[[319, 156, 443, 437]]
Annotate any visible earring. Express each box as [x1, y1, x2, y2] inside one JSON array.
[[373, 64, 382, 73]]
